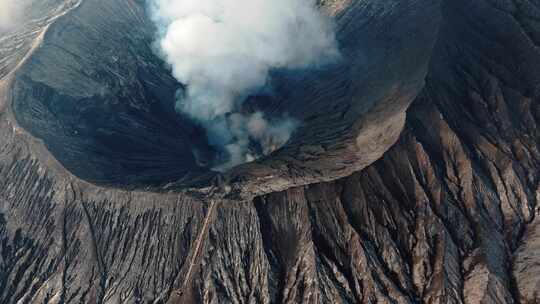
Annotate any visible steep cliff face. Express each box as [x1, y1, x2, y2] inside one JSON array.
[[0, 0, 539, 304]]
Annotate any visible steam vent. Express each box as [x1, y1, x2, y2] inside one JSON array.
[[0, 0, 539, 303]]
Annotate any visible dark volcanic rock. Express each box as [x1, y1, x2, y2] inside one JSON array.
[[0, 0, 539, 303], [7, 0, 441, 195], [225, 0, 441, 199], [10, 0, 216, 188]]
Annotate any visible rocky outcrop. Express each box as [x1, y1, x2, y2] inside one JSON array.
[[0, 0, 539, 303]]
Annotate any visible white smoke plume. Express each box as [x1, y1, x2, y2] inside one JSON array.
[[0, 0, 27, 31], [148, 0, 338, 169]]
